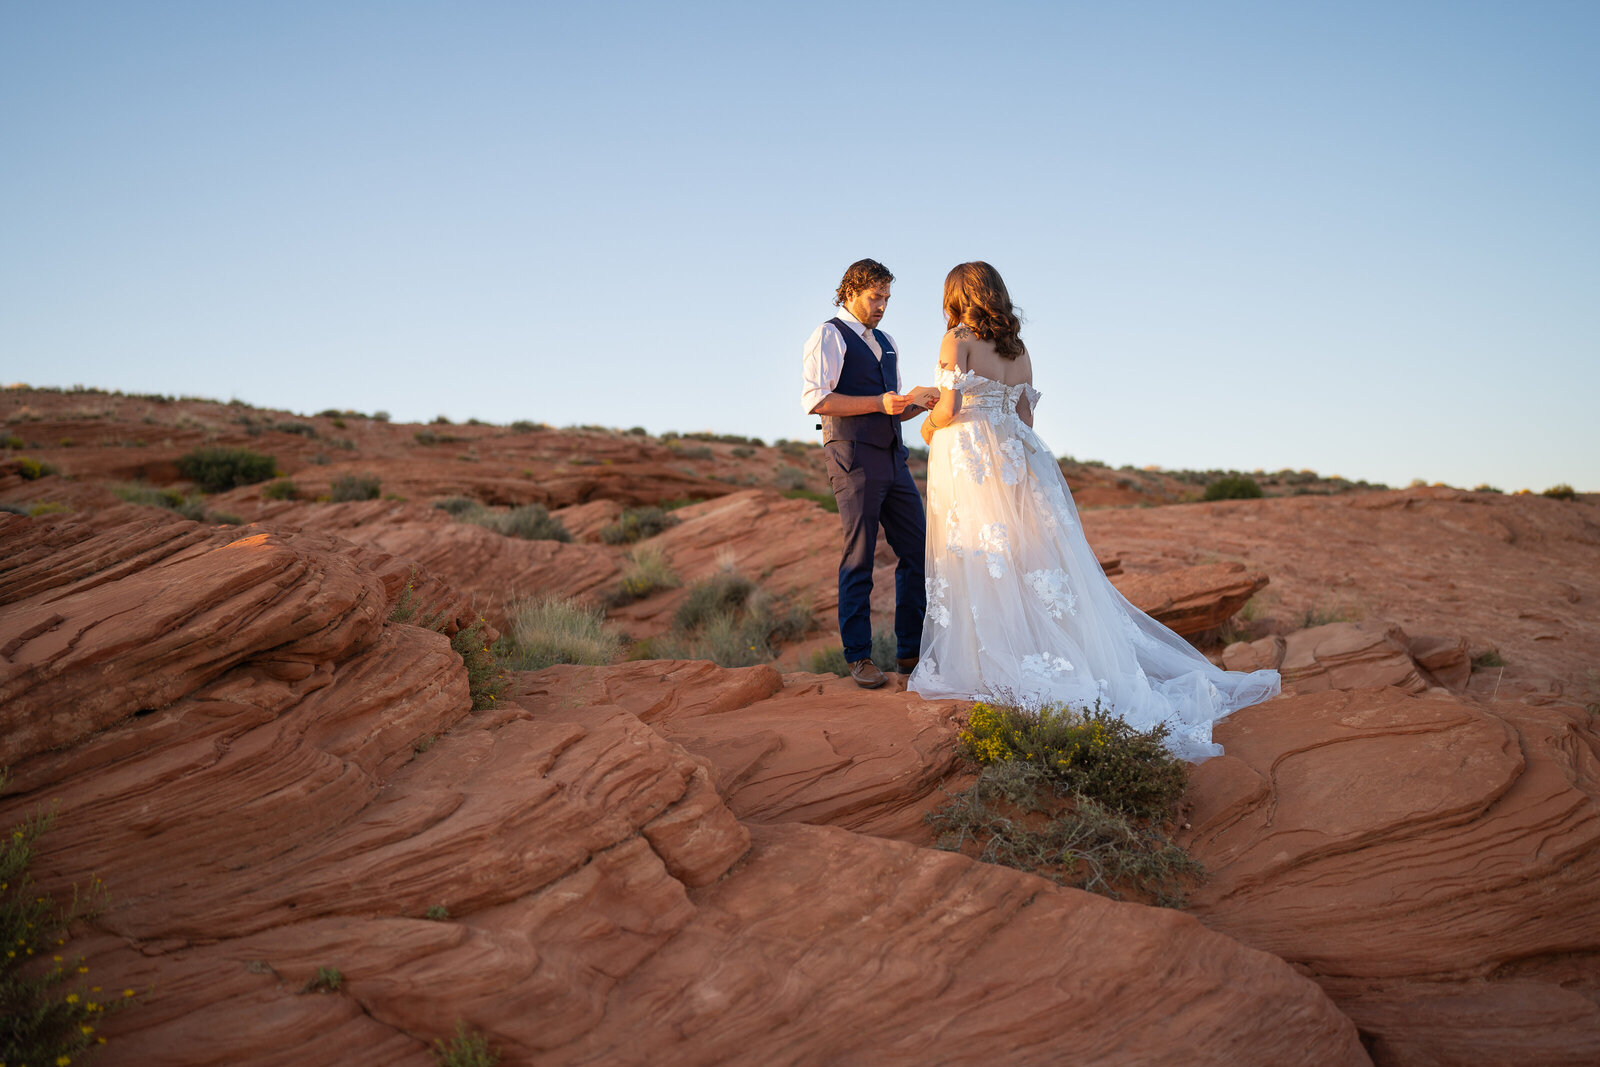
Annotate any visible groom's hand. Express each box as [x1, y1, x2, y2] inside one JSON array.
[[880, 392, 911, 415]]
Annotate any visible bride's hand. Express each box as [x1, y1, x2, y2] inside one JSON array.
[[920, 417, 936, 447], [908, 386, 941, 409]]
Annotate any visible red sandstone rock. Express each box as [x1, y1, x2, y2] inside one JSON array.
[[1181, 686, 1600, 1063], [0, 513, 1366, 1065], [519, 661, 967, 840], [1110, 560, 1269, 636]]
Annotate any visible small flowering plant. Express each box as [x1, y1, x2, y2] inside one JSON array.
[[956, 699, 1186, 819], [2, 781, 133, 1065]]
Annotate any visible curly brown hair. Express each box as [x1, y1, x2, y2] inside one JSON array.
[[834, 258, 895, 307], [943, 261, 1024, 359]]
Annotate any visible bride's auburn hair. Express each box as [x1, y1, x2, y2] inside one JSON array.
[[943, 262, 1024, 359]]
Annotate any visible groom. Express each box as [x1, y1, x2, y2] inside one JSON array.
[[801, 258, 940, 689]]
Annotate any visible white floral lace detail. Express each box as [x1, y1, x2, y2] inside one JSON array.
[[1031, 484, 1058, 530], [999, 439, 1027, 485], [1022, 652, 1075, 676], [927, 568, 951, 629], [977, 522, 1008, 578], [951, 427, 991, 483], [1024, 568, 1078, 618], [945, 499, 963, 557]]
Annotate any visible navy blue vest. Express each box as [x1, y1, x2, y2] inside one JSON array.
[[819, 317, 903, 452]]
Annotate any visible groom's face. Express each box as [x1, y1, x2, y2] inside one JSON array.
[[846, 284, 891, 329]]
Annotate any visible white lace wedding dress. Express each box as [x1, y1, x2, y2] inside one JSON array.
[[906, 368, 1281, 761]]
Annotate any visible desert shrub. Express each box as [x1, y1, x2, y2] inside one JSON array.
[[626, 426, 649, 436], [177, 446, 276, 492], [262, 479, 298, 501], [924, 701, 1199, 904], [432, 415, 453, 425], [1472, 650, 1506, 670], [1542, 483, 1577, 501], [432, 496, 482, 517], [424, 905, 449, 920], [452, 617, 510, 710], [13, 456, 58, 481], [2, 779, 132, 1062], [2, 434, 23, 449], [275, 420, 317, 437], [600, 506, 678, 545], [957, 701, 1186, 819], [804, 630, 897, 675], [1472, 484, 1503, 494], [434, 1021, 499, 1067], [373, 410, 391, 422], [927, 771, 1200, 906], [329, 473, 381, 502], [654, 570, 811, 668], [667, 442, 714, 460], [0, 502, 26, 515], [113, 484, 207, 520], [782, 487, 838, 513], [28, 501, 71, 517], [606, 545, 679, 606], [304, 966, 343, 993], [730, 446, 755, 459], [499, 597, 622, 670], [674, 571, 756, 631], [212, 511, 243, 525], [774, 465, 808, 491], [508, 420, 546, 434], [1203, 475, 1263, 501], [468, 503, 571, 542]]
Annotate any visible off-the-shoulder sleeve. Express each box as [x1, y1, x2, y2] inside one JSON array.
[[1023, 383, 1042, 410]]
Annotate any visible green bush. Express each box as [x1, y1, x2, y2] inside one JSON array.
[[774, 465, 808, 491], [3, 780, 131, 1062], [924, 701, 1200, 905], [600, 506, 678, 545], [1542, 483, 1577, 501], [653, 570, 811, 667], [432, 496, 482, 517], [606, 545, 679, 606], [113, 484, 206, 520], [177, 447, 276, 492], [957, 701, 1187, 819], [275, 420, 317, 437], [1, 434, 23, 449], [434, 1021, 499, 1067], [329, 474, 381, 502], [805, 630, 897, 675], [508, 420, 546, 434], [499, 597, 622, 670], [452, 618, 510, 710], [262, 479, 298, 501], [468, 503, 571, 542], [14, 456, 58, 481], [1203, 475, 1263, 501]]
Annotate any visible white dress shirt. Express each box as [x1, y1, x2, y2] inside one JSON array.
[[800, 307, 902, 416]]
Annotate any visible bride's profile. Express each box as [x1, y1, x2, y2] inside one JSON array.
[[906, 262, 1280, 760]]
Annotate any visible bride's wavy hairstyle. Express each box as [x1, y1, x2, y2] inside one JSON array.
[[943, 262, 1025, 359]]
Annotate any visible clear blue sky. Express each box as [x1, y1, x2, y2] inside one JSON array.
[[3, 1, 1596, 491]]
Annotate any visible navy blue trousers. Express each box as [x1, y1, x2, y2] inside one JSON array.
[[822, 439, 927, 663]]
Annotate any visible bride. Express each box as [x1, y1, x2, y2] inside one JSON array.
[[905, 262, 1280, 761]]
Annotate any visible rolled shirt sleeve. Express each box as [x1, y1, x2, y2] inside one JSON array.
[[801, 322, 846, 416]]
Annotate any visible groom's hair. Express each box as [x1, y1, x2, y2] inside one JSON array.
[[834, 259, 895, 307]]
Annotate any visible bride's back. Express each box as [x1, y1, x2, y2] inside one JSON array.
[[955, 326, 1032, 387]]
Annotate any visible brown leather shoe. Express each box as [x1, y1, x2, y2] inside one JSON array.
[[848, 659, 886, 689], [897, 655, 920, 673]]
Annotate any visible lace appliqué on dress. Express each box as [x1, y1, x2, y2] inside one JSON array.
[[977, 522, 1008, 578], [926, 568, 952, 629], [1022, 653, 1075, 676], [952, 427, 991, 484], [944, 500, 963, 557], [1024, 568, 1078, 619], [998, 438, 1027, 486]]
